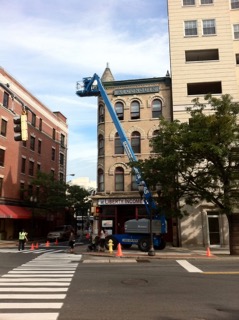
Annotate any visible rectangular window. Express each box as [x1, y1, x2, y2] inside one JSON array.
[[31, 113, 36, 127], [183, 0, 195, 5], [201, 0, 213, 4], [60, 134, 65, 148], [37, 163, 41, 172], [20, 183, 25, 200], [184, 20, 197, 36], [187, 81, 222, 95], [39, 118, 42, 131], [0, 178, 3, 197], [0, 119, 7, 136], [231, 0, 239, 9], [30, 136, 35, 151], [0, 149, 5, 167], [185, 49, 219, 62], [38, 140, 42, 154], [236, 54, 239, 64], [52, 128, 56, 140], [21, 157, 26, 174], [233, 24, 239, 39], [203, 19, 216, 35], [29, 161, 34, 176], [60, 153, 64, 166], [51, 148, 56, 161], [3, 92, 9, 108]]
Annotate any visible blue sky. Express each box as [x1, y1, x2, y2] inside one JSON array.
[[0, 0, 170, 183]]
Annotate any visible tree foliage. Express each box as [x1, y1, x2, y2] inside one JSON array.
[[132, 94, 239, 218]]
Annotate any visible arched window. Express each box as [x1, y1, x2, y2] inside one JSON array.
[[131, 173, 138, 191], [115, 102, 124, 120], [152, 130, 159, 137], [152, 99, 162, 118], [98, 105, 105, 123], [98, 169, 104, 192], [131, 131, 141, 153], [98, 134, 104, 156], [115, 167, 124, 191], [130, 100, 140, 119], [114, 133, 124, 154]]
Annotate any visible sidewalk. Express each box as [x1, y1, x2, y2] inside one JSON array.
[[76, 244, 233, 260], [0, 240, 235, 259]]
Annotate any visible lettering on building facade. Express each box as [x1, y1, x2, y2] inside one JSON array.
[[114, 86, 160, 96], [98, 198, 144, 205]]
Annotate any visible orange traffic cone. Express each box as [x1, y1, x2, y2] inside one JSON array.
[[206, 247, 212, 257], [46, 241, 50, 247], [35, 242, 39, 249], [55, 238, 58, 245], [116, 243, 123, 257], [30, 243, 35, 250]]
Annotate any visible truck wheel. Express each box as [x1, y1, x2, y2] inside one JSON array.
[[138, 237, 150, 252], [105, 235, 118, 250], [156, 238, 166, 250]]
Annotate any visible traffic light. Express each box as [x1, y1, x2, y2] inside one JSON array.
[[95, 206, 102, 214], [13, 112, 28, 141]]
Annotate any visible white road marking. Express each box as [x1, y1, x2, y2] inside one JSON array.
[[176, 260, 203, 273], [0, 303, 63, 309], [8, 270, 75, 274], [0, 282, 70, 286], [0, 288, 68, 292], [0, 294, 66, 299], [0, 278, 72, 282], [0, 313, 59, 320]]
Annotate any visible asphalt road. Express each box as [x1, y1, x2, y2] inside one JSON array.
[[0, 250, 238, 320]]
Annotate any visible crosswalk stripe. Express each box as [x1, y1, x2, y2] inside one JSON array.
[[0, 278, 72, 282], [176, 260, 203, 273], [0, 288, 68, 292], [0, 251, 81, 318], [0, 303, 63, 309], [0, 294, 66, 299], [0, 313, 59, 320]]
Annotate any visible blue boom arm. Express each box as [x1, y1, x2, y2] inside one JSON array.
[[76, 74, 166, 233]]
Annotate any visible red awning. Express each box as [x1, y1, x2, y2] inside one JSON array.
[[0, 205, 32, 219]]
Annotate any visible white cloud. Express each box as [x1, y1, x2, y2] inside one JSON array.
[[0, 0, 169, 182]]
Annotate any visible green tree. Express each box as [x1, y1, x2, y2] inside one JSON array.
[[30, 172, 68, 210], [133, 94, 239, 255]]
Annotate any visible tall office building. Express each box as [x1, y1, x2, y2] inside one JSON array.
[[168, 0, 239, 122], [167, 0, 239, 246]]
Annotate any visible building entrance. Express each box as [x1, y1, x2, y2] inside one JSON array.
[[207, 214, 220, 246]]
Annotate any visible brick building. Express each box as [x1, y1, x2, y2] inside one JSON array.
[[0, 67, 68, 240]]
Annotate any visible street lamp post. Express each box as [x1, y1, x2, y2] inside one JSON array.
[[138, 182, 162, 257]]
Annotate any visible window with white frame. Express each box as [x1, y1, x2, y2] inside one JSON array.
[[203, 19, 216, 35], [183, 0, 195, 5], [184, 20, 197, 36], [201, 0, 213, 4], [233, 24, 239, 39], [231, 0, 239, 9]]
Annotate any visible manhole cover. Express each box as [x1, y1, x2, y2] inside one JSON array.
[[122, 278, 148, 285]]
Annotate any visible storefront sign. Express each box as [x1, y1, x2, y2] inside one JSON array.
[[114, 86, 159, 96], [98, 198, 144, 205]]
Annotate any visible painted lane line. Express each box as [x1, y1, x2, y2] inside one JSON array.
[[8, 271, 75, 274], [0, 294, 66, 299], [203, 271, 239, 275], [176, 260, 203, 273], [0, 282, 70, 286], [0, 303, 63, 309], [0, 278, 72, 282], [0, 313, 59, 320], [2, 274, 74, 278], [0, 288, 68, 292]]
